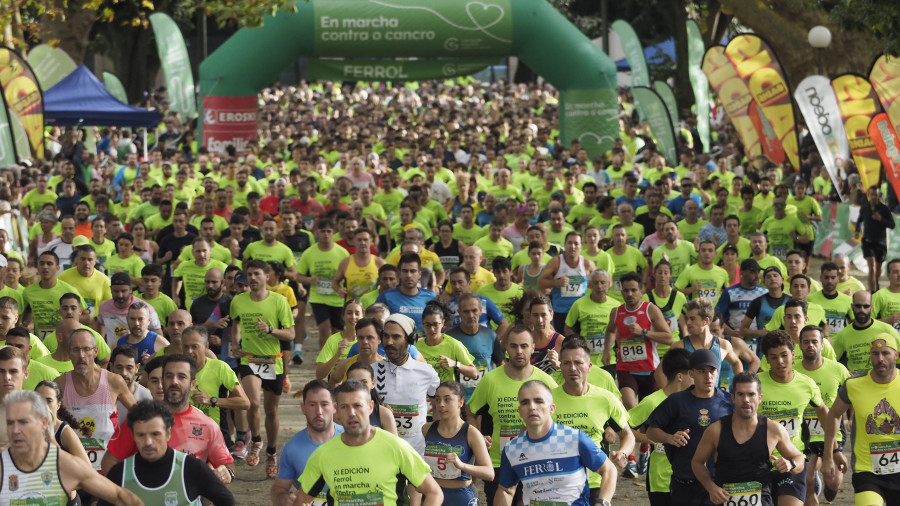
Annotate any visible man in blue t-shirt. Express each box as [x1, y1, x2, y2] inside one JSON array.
[[497, 380, 617, 506], [646, 349, 735, 506], [445, 267, 508, 334], [446, 293, 505, 401], [716, 259, 768, 337], [270, 380, 343, 505], [376, 253, 436, 330]]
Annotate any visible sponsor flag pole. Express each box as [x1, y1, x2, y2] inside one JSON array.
[[702, 45, 763, 165], [869, 113, 900, 199], [831, 74, 883, 190], [794, 76, 849, 199]]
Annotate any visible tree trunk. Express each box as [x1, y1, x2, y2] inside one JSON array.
[[718, 0, 879, 85], [663, 0, 693, 117], [96, 23, 158, 103], [40, 0, 97, 64]]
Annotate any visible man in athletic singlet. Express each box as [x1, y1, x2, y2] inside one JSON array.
[[741, 266, 790, 357], [332, 228, 385, 301], [670, 298, 743, 391], [538, 231, 596, 332], [0, 390, 142, 506], [102, 400, 235, 506], [56, 328, 136, 470], [692, 372, 805, 506], [603, 272, 673, 409], [717, 259, 767, 342]]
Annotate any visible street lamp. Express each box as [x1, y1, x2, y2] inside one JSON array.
[[808, 26, 832, 76]]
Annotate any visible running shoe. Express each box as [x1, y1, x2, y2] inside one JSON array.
[[232, 440, 248, 460], [246, 441, 263, 467], [266, 453, 278, 479], [292, 349, 304, 365], [814, 472, 822, 497], [824, 486, 838, 502], [637, 450, 650, 475], [623, 458, 639, 478]]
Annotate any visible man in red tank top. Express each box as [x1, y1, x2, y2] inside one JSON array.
[[602, 272, 672, 410]]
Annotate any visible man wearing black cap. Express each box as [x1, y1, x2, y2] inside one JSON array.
[[741, 266, 790, 357], [97, 272, 162, 347], [646, 348, 734, 506], [716, 259, 769, 344]]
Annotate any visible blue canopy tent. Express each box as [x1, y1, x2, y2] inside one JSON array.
[[43, 65, 159, 127], [615, 38, 676, 71]]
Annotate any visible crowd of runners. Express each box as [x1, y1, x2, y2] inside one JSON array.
[[0, 78, 896, 506]]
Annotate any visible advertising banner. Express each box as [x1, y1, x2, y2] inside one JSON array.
[[308, 58, 494, 81], [686, 20, 710, 152], [201, 95, 257, 154], [633, 86, 677, 164], [26, 44, 76, 90], [702, 45, 762, 163], [313, 0, 513, 57], [749, 100, 786, 164], [869, 113, 900, 199], [0, 92, 18, 166], [102, 72, 129, 103], [869, 54, 900, 132], [0, 48, 44, 159], [794, 76, 849, 200], [832, 74, 883, 190], [560, 88, 619, 160], [150, 13, 197, 119], [611, 20, 650, 87], [724, 34, 799, 170], [654, 81, 679, 130]]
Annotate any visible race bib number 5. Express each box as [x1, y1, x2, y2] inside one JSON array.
[[424, 443, 462, 480], [723, 481, 762, 506], [870, 441, 900, 475], [249, 356, 277, 380]]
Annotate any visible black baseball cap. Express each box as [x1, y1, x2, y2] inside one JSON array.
[[689, 349, 719, 370], [740, 259, 761, 272], [110, 272, 131, 286]]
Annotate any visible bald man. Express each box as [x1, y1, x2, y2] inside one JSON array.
[[833, 254, 866, 296], [35, 319, 81, 373], [191, 268, 232, 348], [447, 246, 496, 295]]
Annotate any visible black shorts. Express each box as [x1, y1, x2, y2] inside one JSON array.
[[853, 471, 900, 506], [805, 441, 843, 457], [863, 240, 888, 262], [238, 365, 285, 395], [617, 370, 657, 400], [772, 469, 806, 502], [290, 280, 309, 303], [670, 478, 713, 506], [310, 302, 344, 330]]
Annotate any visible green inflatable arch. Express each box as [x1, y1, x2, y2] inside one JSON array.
[[199, 0, 618, 157]]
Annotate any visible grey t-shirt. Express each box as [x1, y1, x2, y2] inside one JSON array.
[[117, 382, 152, 421]]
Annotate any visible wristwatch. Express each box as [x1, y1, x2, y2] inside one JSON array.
[[210, 397, 218, 408], [788, 458, 797, 471], [267, 324, 274, 334], [597, 499, 611, 506]]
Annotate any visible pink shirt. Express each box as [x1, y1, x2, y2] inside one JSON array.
[[107, 405, 233, 468]]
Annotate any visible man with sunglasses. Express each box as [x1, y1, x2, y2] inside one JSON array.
[[832, 290, 900, 375]]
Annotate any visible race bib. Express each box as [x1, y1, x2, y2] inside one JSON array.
[[499, 423, 523, 451], [667, 316, 679, 333], [460, 359, 487, 388], [424, 443, 462, 480], [316, 279, 334, 295], [654, 443, 666, 454], [718, 375, 731, 390], [723, 481, 763, 506], [825, 317, 846, 335], [388, 404, 419, 438], [804, 408, 824, 437], [614, 279, 623, 294], [770, 409, 799, 438], [333, 492, 384, 506], [772, 246, 789, 260], [620, 338, 648, 363], [870, 441, 900, 475], [249, 355, 277, 380], [586, 336, 605, 356], [560, 276, 586, 298], [80, 437, 106, 470], [746, 338, 759, 355], [697, 285, 719, 302]]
